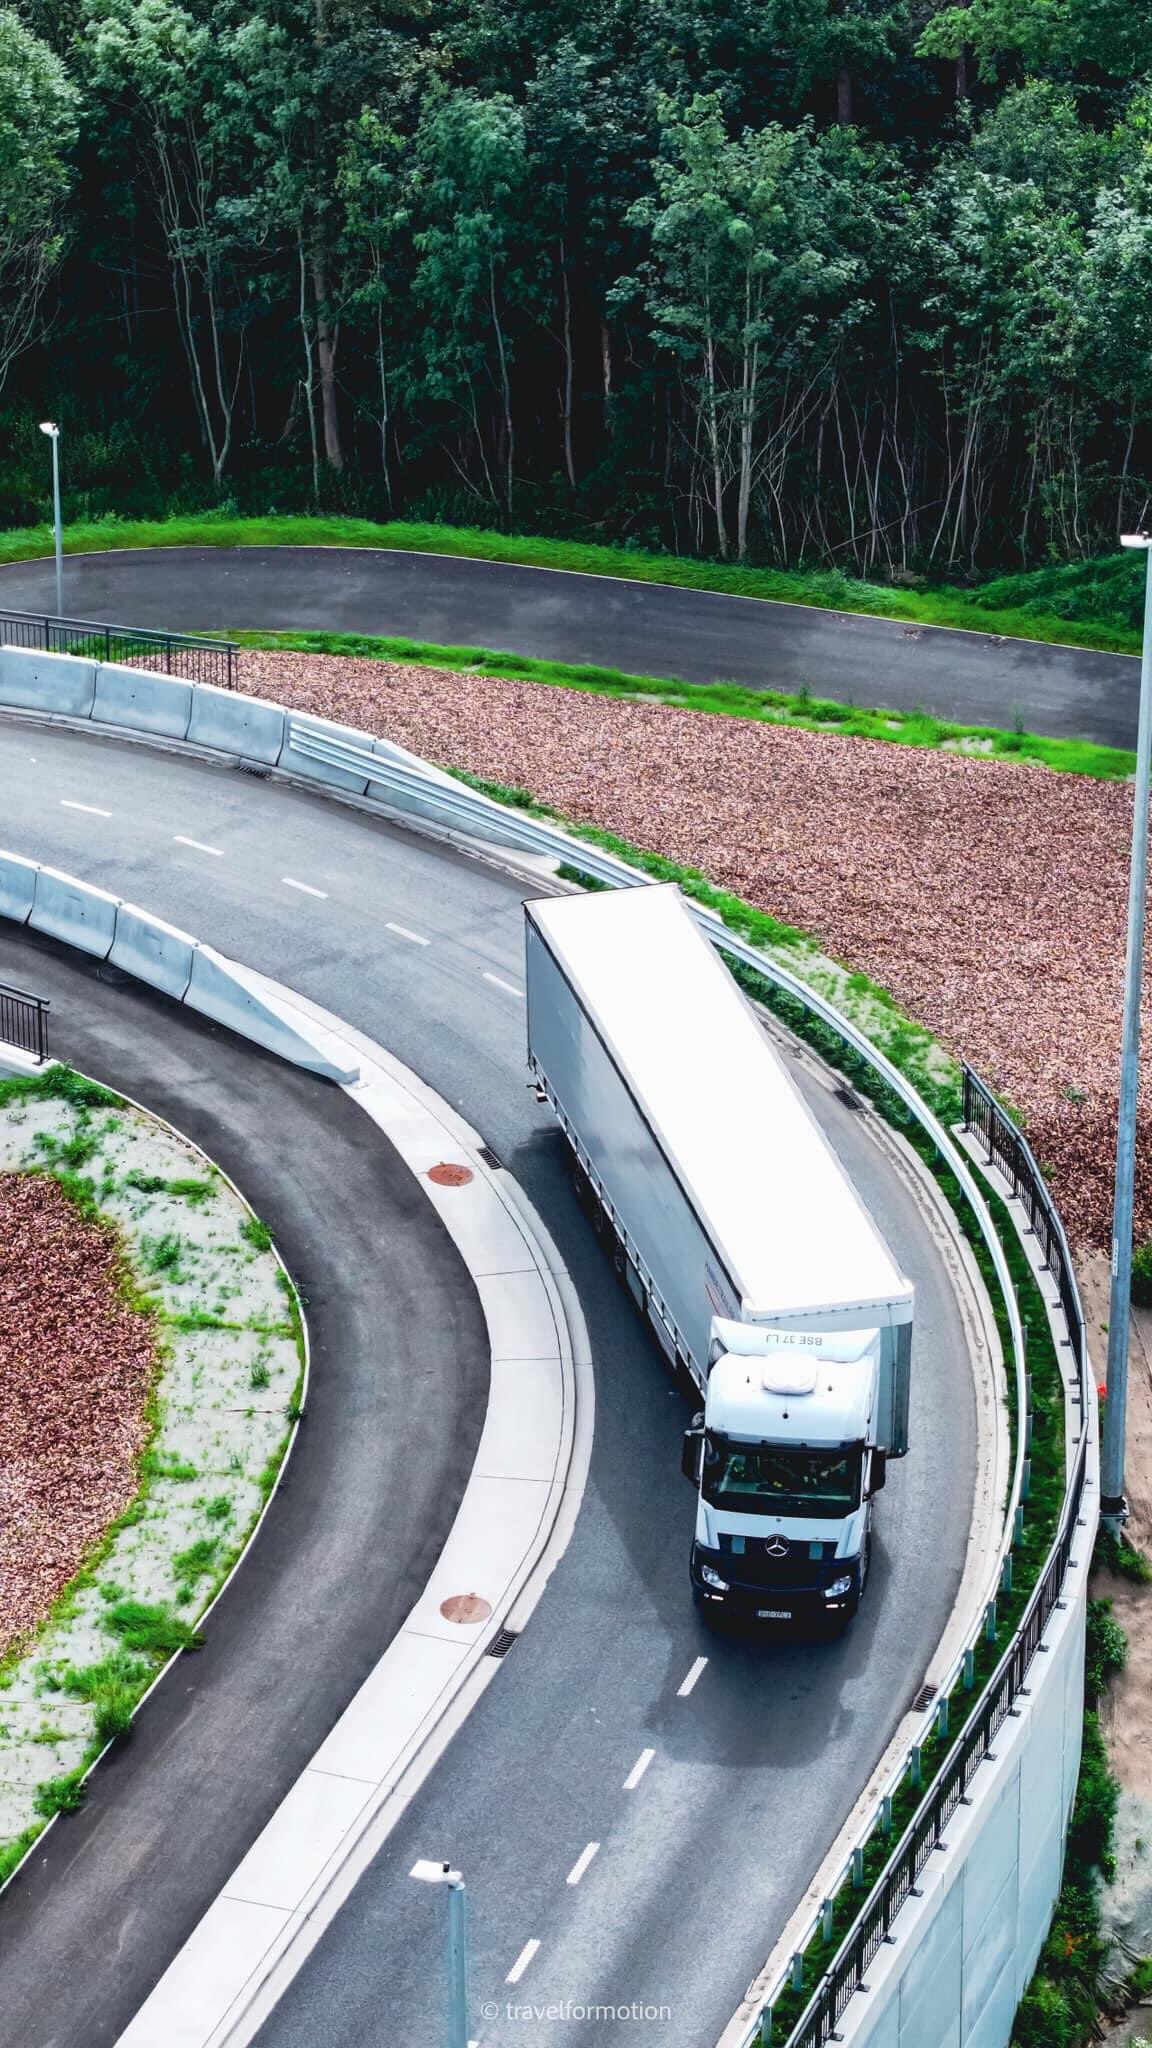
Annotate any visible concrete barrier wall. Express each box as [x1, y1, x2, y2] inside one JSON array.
[[0, 853, 38, 923], [187, 683, 285, 764], [279, 713, 373, 794], [110, 906, 196, 999], [1, 646, 96, 717], [30, 867, 119, 959], [92, 663, 192, 740], [0, 851, 358, 1087]]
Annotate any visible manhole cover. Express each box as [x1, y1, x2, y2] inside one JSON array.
[[427, 1162, 474, 1187], [440, 1592, 492, 1624]]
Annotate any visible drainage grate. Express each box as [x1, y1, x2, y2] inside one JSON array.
[[477, 1143, 502, 1171], [237, 759, 271, 778], [834, 1086, 864, 1113], [487, 1628, 519, 1660], [911, 1683, 937, 1713]]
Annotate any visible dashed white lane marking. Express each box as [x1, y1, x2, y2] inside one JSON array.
[[282, 877, 328, 899], [623, 1748, 655, 1791], [676, 1656, 709, 1699], [386, 921, 430, 946], [506, 1938, 541, 1985], [174, 835, 223, 857], [566, 1842, 600, 1887], [484, 972, 525, 1000], [61, 800, 111, 817]]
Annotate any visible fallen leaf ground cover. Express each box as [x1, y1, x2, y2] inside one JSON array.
[[236, 647, 1150, 1250], [0, 1174, 155, 1653]]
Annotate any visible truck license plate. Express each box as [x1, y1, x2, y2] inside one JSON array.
[[757, 1608, 791, 1620]]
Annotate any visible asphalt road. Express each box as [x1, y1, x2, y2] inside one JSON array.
[[0, 920, 488, 2048], [0, 720, 978, 2048], [0, 544, 1138, 746]]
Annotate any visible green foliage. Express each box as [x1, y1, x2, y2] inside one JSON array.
[[34, 1768, 87, 1818], [240, 1215, 273, 1252], [1133, 1243, 1152, 1308], [140, 1231, 184, 1276], [1096, 1526, 1152, 1583], [102, 1600, 202, 1656], [1085, 1598, 1127, 1704]]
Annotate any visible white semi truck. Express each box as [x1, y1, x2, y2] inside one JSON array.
[[524, 883, 914, 1626]]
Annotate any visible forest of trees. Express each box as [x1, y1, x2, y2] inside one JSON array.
[[6, 0, 1152, 573]]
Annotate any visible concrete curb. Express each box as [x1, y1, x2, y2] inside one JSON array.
[[114, 975, 593, 2048]]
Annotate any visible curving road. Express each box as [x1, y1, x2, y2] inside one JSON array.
[[0, 543, 1138, 746], [0, 717, 978, 2047], [0, 919, 487, 2046]]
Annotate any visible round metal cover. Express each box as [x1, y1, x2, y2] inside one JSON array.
[[427, 1162, 474, 1187], [439, 1592, 492, 1624]]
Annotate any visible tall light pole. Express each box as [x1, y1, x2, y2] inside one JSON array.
[[38, 421, 63, 619], [410, 1859, 470, 2048], [1101, 532, 1152, 1534]]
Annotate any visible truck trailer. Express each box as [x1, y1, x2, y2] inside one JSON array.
[[524, 883, 914, 1626]]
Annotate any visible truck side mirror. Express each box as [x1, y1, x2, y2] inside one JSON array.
[[681, 1426, 703, 1483], [871, 1449, 887, 1494]]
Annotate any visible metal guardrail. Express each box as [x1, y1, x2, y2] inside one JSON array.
[[0, 979, 49, 1062], [0, 610, 236, 690], [287, 719, 1089, 2046]]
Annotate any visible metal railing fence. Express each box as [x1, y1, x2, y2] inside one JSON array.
[[0, 980, 49, 1062], [0, 610, 236, 690], [963, 1064, 1087, 1390]]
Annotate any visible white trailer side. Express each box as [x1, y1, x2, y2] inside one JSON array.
[[524, 884, 914, 1451]]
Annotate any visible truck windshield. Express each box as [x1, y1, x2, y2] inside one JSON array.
[[702, 1438, 862, 1518]]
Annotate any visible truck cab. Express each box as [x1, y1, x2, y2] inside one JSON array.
[[685, 1325, 886, 1626]]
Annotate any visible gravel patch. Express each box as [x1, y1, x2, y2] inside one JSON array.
[[238, 647, 1149, 1249], [0, 1076, 300, 1860]]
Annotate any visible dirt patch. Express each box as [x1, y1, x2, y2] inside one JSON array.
[[0, 1174, 155, 1654], [237, 647, 1149, 1249]]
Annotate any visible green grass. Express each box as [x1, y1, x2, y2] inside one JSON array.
[[239, 626, 1137, 781], [1, 512, 1144, 654]]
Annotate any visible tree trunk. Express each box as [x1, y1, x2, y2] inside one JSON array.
[[559, 241, 576, 490], [311, 245, 343, 472], [954, 48, 969, 99], [837, 67, 853, 126]]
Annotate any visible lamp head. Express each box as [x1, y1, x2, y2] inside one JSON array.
[[410, 1859, 463, 1886], [38, 421, 58, 439], [1121, 533, 1152, 549]]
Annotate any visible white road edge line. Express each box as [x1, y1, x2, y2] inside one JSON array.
[[566, 1842, 600, 1887], [114, 971, 594, 2048], [60, 799, 112, 816], [506, 1939, 541, 1986], [174, 835, 223, 857], [483, 971, 525, 1000], [386, 921, 430, 945], [677, 1656, 708, 1699], [623, 1748, 655, 1791], [281, 877, 328, 899]]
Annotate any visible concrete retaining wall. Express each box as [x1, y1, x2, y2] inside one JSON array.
[[1, 647, 96, 717], [840, 1550, 1090, 2048]]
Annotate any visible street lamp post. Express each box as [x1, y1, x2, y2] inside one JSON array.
[[1101, 533, 1152, 1534], [410, 1859, 470, 2048], [38, 422, 63, 620]]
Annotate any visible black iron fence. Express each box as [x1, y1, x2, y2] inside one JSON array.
[[0, 610, 236, 690], [962, 1065, 1087, 1384], [0, 981, 49, 1062], [765, 1070, 1091, 2048]]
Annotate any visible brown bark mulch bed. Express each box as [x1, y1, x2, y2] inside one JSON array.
[[0, 1176, 156, 1655], [238, 648, 1150, 1252]]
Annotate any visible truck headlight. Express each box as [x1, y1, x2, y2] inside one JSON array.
[[699, 1563, 729, 1592], [824, 1574, 853, 1600]]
